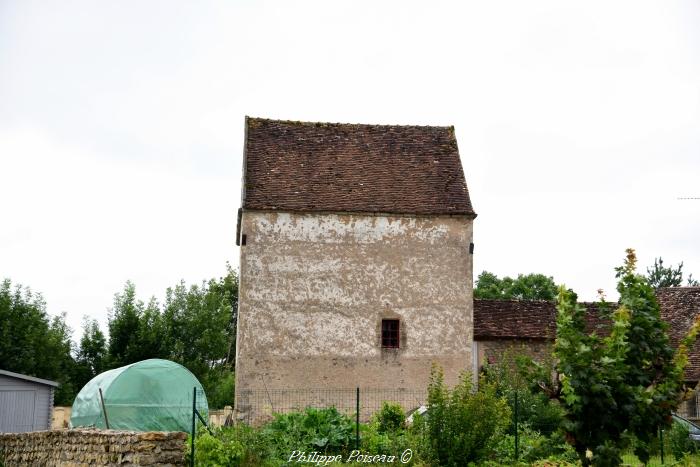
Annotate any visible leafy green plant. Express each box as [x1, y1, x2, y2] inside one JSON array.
[[186, 423, 277, 467], [491, 426, 577, 464], [483, 351, 564, 436], [359, 412, 433, 466], [426, 364, 511, 466], [189, 431, 244, 466], [260, 407, 355, 458], [668, 420, 699, 460], [375, 401, 405, 433]]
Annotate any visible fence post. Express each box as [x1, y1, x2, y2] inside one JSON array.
[[356, 387, 360, 451], [514, 390, 519, 461], [191, 387, 196, 467], [659, 426, 664, 464]]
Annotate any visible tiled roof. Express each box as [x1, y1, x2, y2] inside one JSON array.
[[656, 287, 700, 381], [475, 290, 700, 381], [242, 117, 475, 216], [473, 300, 610, 340]]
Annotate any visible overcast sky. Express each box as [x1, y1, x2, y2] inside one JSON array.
[[1, 0, 699, 338]]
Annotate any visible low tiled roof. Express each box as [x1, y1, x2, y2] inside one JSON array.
[[242, 117, 475, 216], [473, 299, 611, 340], [656, 287, 700, 381], [474, 300, 557, 339], [475, 290, 700, 381]]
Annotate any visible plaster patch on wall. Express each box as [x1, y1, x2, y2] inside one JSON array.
[[251, 213, 453, 244]]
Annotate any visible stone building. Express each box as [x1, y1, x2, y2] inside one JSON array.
[[473, 299, 609, 369], [474, 288, 700, 420], [656, 287, 700, 419], [234, 117, 476, 422]]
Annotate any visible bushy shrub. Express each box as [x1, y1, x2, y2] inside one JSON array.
[[187, 424, 267, 467], [491, 426, 578, 464], [375, 401, 405, 433], [190, 431, 243, 466], [482, 351, 564, 436], [360, 412, 434, 466], [668, 420, 699, 460], [426, 364, 511, 466]]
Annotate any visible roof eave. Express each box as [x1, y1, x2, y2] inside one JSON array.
[[0, 369, 60, 387]]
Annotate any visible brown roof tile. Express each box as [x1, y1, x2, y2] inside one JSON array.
[[656, 287, 700, 381], [242, 117, 475, 216], [475, 291, 700, 381], [473, 299, 610, 340]]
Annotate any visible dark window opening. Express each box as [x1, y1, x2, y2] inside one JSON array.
[[382, 319, 400, 348]]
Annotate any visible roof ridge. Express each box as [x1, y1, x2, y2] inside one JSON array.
[[245, 115, 454, 130]]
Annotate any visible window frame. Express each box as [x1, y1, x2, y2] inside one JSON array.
[[381, 319, 400, 349]]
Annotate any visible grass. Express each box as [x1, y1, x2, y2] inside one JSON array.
[[621, 452, 700, 466]]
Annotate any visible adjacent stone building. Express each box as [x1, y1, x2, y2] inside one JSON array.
[[473, 299, 610, 369], [474, 288, 700, 420], [657, 287, 700, 419], [234, 117, 476, 422]]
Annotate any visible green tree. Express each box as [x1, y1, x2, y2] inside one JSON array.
[[107, 281, 143, 367], [46, 312, 79, 404], [555, 249, 698, 466], [103, 266, 238, 408], [475, 271, 558, 300], [74, 317, 107, 390], [0, 279, 77, 404], [107, 282, 167, 367], [161, 265, 238, 407], [646, 257, 699, 288]]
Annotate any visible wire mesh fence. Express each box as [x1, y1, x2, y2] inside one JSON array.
[[231, 387, 700, 465], [235, 387, 427, 425]]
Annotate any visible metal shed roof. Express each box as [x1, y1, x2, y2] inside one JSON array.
[[0, 369, 59, 387]]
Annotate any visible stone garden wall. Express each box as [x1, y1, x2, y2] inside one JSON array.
[[0, 429, 186, 466]]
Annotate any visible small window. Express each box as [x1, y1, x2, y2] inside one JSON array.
[[381, 319, 400, 348]]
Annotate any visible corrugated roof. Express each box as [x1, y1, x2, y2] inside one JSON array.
[[242, 117, 475, 216]]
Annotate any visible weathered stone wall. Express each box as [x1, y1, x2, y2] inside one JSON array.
[[0, 429, 186, 466], [235, 211, 474, 422], [475, 339, 553, 370]]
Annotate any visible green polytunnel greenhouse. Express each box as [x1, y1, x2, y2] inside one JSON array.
[[70, 359, 208, 432]]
